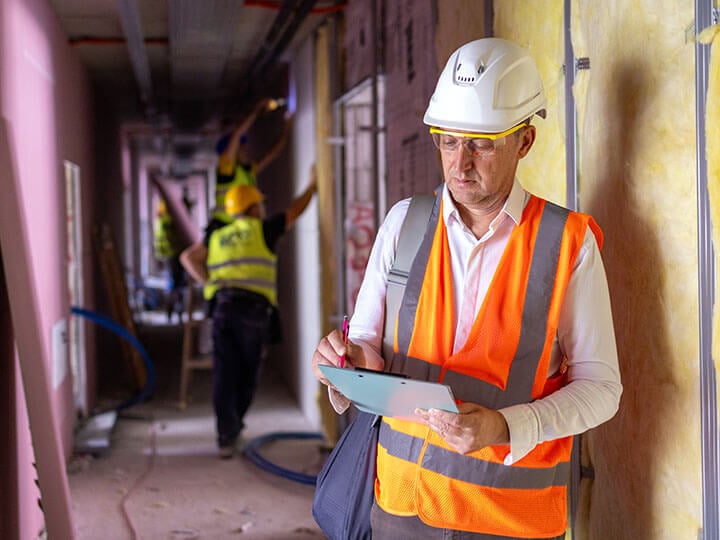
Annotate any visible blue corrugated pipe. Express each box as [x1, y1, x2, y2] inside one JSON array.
[[243, 431, 323, 485], [70, 306, 156, 411]]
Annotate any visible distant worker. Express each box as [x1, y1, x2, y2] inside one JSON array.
[[153, 198, 187, 322], [210, 97, 292, 230], [180, 165, 318, 458]]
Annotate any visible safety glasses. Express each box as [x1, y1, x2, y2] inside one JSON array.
[[429, 123, 527, 157]]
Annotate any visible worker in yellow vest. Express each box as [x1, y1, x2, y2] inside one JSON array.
[[152, 198, 187, 322], [311, 38, 622, 539], [210, 97, 293, 230], [181, 165, 317, 458]]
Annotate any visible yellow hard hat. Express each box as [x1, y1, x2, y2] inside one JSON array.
[[157, 199, 167, 216], [225, 184, 264, 217]]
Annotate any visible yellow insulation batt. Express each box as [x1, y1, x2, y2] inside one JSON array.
[[497, 1, 704, 538], [572, 2, 701, 539], [494, 0, 566, 205]]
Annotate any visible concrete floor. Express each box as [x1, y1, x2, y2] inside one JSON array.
[[68, 318, 327, 540]]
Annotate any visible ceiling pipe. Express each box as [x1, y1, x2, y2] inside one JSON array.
[[245, 0, 318, 96], [115, 0, 154, 109]]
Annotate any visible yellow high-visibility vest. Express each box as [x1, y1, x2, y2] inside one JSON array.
[[204, 217, 277, 306], [153, 215, 180, 258]]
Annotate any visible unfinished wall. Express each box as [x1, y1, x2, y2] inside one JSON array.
[[496, 0, 705, 538], [434, 0, 490, 65], [384, 0, 440, 201], [573, 2, 701, 538], [343, 0, 377, 91], [0, 0, 96, 536], [495, 0, 566, 205], [384, 0, 490, 202]]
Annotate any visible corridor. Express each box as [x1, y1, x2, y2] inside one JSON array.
[[67, 320, 326, 540]]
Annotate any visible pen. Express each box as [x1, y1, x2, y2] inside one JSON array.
[[340, 315, 349, 368]]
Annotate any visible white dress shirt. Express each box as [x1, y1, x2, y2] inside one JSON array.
[[335, 180, 622, 463]]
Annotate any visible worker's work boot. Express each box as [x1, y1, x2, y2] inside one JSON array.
[[218, 445, 234, 459]]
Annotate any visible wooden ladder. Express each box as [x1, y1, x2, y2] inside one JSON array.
[[178, 279, 213, 409]]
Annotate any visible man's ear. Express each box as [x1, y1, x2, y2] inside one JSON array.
[[518, 125, 536, 158]]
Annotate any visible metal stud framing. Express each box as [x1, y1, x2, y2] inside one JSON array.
[[564, 0, 579, 213], [696, 1, 720, 538]]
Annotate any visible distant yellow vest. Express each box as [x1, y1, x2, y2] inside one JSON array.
[[205, 217, 277, 305], [153, 215, 178, 258], [377, 196, 602, 538], [213, 165, 256, 223]]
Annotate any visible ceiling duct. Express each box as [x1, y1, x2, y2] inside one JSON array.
[[168, 0, 240, 99], [239, 0, 317, 105], [115, 0, 154, 109]]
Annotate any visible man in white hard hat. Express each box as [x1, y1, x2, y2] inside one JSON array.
[[311, 38, 622, 539]]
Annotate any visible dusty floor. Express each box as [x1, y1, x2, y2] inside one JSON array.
[[68, 318, 328, 540]]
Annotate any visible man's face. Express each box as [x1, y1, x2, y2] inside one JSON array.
[[439, 125, 535, 211]]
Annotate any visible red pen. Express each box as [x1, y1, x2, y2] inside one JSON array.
[[340, 315, 349, 368]]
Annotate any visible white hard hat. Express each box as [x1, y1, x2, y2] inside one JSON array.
[[423, 38, 546, 133]]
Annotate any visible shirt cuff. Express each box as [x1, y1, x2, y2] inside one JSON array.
[[328, 387, 351, 414], [498, 404, 540, 465]]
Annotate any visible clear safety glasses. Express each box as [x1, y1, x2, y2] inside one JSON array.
[[429, 123, 527, 158]]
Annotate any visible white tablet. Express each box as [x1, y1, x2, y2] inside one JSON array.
[[319, 365, 458, 419]]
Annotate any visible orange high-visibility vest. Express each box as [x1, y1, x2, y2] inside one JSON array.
[[375, 193, 602, 538]]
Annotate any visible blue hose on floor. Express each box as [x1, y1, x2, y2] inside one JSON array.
[[70, 306, 156, 411], [243, 431, 323, 485]]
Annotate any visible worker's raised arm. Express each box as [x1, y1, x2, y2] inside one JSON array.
[[179, 242, 209, 284], [218, 98, 272, 174], [284, 164, 318, 231], [255, 112, 293, 175]]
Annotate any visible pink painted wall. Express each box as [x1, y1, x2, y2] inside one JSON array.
[[0, 0, 96, 537]]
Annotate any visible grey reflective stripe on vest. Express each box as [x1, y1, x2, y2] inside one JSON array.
[[207, 257, 275, 271], [385, 189, 443, 370], [393, 198, 570, 409], [497, 201, 569, 406], [382, 191, 439, 364], [378, 423, 570, 489]]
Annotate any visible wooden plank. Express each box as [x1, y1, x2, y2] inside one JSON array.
[[93, 224, 146, 391]]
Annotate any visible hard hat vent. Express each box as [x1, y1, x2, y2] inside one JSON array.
[[454, 60, 484, 86]]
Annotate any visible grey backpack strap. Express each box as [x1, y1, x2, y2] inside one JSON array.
[[382, 193, 435, 362]]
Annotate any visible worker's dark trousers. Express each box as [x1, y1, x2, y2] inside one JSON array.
[[211, 288, 273, 448]]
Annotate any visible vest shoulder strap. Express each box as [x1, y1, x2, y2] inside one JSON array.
[[382, 194, 435, 362]]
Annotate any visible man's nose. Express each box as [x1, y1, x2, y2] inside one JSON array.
[[454, 143, 474, 169]]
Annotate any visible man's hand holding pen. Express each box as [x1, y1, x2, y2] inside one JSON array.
[[311, 316, 368, 387], [312, 329, 353, 387]]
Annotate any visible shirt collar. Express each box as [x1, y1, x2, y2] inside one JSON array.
[[441, 178, 527, 227]]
